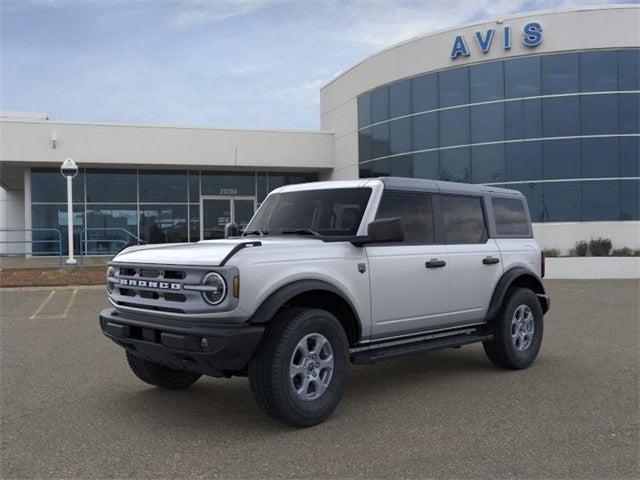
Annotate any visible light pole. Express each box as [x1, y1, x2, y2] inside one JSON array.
[[60, 158, 78, 265]]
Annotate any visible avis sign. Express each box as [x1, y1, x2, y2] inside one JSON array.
[[450, 22, 543, 59]]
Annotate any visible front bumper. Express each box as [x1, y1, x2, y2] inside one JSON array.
[[99, 308, 264, 376]]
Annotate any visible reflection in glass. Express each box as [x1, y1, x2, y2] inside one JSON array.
[[86, 170, 137, 203], [580, 51, 617, 92], [412, 74, 438, 113], [389, 79, 411, 118], [581, 94, 618, 135], [543, 139, 581, 180], [583, 181, 620, 221], [139, 205, 188, 244], [371, 87, 389, 123], [189, 204, 199, 242], [388, 155, 413, 177], [440, 147, 470, 183], [505, 56, 541, 98], [31, 204, 84, 255], [618, 49, 640, 91], [359, 128, 372, 162], [542, 97, 580, 137], [86, 205, 138, 254], [439, 67, 469, 108], [413, 151, 440, 180], [619, 93, 639, 134], [390, 117, 412, 155], [511, 183, 544, 223], [582, 137, 619, 178], [470, 61, 504, 102], [620, 137, 640, 177], [376, 191, 434, 243], [506, 142, 543, 182], [621, 180, 640, 220], [470, 103, 504, 143], [412, 112, 438, 151], [31, 169, 85, 203], [471, 144, 505, 183], [542, 182, 581, 222], [358, 94, 371, 128], [505, 99, 542, 140], [371, 123, 390, 158], [139, 170, 187, 203], [439, 108, 469, 147], [542, 53, 579, 94], [188, 170, 200, 203]]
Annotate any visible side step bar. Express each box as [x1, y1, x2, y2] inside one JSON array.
[[350, 329, 493, 365]]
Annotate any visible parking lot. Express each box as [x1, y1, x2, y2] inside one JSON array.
[[1, 280, 638, 479]]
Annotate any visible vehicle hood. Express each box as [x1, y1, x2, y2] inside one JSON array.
[[112, 237, 324, 266]]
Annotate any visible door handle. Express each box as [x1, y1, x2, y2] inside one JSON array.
[[426, 259, 446, 268], [483, 256, 500, 265]]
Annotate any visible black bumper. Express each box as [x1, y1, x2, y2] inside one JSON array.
[[99, 308, 264, 376]]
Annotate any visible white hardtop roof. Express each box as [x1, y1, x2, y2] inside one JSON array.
[[273, 177, 522, 197]]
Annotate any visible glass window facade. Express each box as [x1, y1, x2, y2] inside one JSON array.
[[31, 168, 317, 254], [357, 48, 640, 222]]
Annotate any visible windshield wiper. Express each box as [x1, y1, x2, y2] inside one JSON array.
[[281, 228, 322, 237], [243, 230, 268, 236]]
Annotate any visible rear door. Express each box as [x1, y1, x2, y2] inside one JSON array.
[[440, 194, 503, 325], [366, 190, 450, 339]]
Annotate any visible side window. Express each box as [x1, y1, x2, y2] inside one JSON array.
[[441, 195, 487, 244], [375, 191, 434, 243], [492, 197, 531, 236]]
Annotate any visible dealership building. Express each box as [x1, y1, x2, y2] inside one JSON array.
[[1, 5, 638, 257]]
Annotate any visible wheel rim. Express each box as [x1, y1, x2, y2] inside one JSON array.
[[289, 333, 334, 401], [511, 304, 534, 351]]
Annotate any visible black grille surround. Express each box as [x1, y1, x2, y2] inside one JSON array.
[[107, 262, 240, 316]]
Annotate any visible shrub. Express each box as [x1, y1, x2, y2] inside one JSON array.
[[611, 247, 640, 257], [574, 241, 588, 257], [589, 237, 612, 257], [543, 248, 561, 258]]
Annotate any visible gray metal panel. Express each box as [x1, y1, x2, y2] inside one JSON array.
[[379, 177, 439, 193]]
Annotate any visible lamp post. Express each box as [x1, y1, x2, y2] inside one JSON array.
[[60, 158, 78, 265]]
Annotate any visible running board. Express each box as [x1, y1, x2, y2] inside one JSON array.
[[350, 330, 493, 365]]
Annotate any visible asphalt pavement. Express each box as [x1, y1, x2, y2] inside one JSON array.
[[1, 280, 638, 479]]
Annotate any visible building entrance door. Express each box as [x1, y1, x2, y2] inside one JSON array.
[[200, 196, 256, 240]]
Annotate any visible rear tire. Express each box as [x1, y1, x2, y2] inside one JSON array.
[[483, 287, 543, 369], [126, 352, 202, 389], [248, 307, 350, 427]]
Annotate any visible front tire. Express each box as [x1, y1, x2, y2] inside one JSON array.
[[248, 307, 350, 427], [483, 287, 544, 369], [126, 352, 202, 389]]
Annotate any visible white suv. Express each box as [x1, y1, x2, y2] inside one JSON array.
[[100, 178, 550, 426]]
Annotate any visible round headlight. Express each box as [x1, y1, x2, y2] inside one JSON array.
[[201, 272, 226, 305], [107, 266, 116, 294]]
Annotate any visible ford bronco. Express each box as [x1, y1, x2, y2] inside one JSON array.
[[100, 177, 550, 426]]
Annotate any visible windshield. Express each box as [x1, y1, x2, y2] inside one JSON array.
[[244, 188, 372, 237]]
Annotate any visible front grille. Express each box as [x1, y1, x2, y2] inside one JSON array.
[[108, 263, 216, 315]]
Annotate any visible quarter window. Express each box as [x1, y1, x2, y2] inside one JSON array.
[[375, 191, 434, 244], [492, 197, 530, 236], [441, 195, 486, 244]]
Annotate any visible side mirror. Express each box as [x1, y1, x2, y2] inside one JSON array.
[[224, 222, 239, 238], [352, 217, 404, 245]]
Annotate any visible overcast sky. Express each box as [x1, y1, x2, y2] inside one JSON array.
[[0, 0, 630, 129]]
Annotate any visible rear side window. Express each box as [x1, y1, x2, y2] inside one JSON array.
[[492, 197, 531, 236], [441, 195, 487, 244], [376, 191, 434, 243]]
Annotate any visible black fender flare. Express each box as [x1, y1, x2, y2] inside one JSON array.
[[485, 267, 549, 321], [248, 279, 362, 335]]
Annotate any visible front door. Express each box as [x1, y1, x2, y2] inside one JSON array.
[[200, 196, 256, 240]]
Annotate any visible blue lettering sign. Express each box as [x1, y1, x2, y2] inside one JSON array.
[[450, 35, 470, 59], [522, 22, 543, 47], [503, 26, 511, 50], [475, 29, 494, 53]]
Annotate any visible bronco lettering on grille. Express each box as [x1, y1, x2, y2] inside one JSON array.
[[120, 279, 181, 290]]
